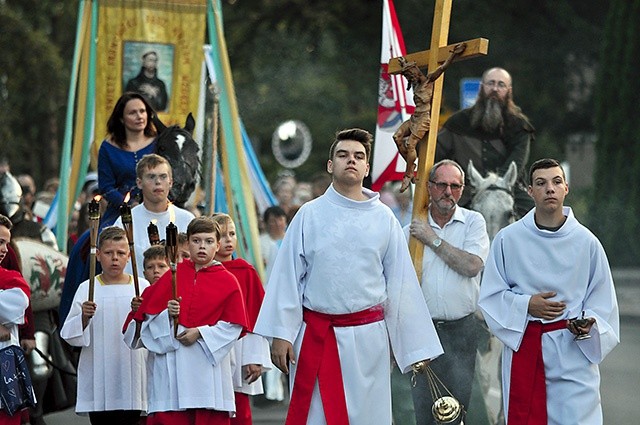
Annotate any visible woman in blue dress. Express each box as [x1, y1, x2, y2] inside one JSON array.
[[98, 92, 157, 227]]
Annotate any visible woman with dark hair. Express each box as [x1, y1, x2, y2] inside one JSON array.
[[98, 92, 157, 227]]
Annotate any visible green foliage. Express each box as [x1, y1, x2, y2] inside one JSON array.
[[0, 0, 77, 186], [590, 0, 640, 266]]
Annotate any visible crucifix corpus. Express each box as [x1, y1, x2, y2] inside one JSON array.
[[387, 0, 488, 276]]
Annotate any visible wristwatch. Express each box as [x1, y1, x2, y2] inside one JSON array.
[[431, 237, 442, 249]]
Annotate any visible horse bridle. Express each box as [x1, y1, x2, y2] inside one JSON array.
[[484, 184, 513, 195], [478, 184, 518, 220]]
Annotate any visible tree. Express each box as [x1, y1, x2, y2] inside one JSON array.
[[222, 1, 607, 182], [590, 0, 640, 266], [0, 1, 77, 187]]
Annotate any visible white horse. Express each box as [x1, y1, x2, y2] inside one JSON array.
[[467, 160, 518, 425], [467, 160, 518, 241]]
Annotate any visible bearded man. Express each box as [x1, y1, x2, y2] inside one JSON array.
[[437, 67, 535, 217]]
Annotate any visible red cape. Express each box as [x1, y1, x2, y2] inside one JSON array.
[[1, 247, 33, 336], [221, 258, 265, 332], [0, 266, 31, 299], [132, 260, 248, 331]]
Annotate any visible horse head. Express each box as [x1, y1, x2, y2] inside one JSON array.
[[153, 113, 200, 207], [467, 160, 518, 241], [0, 171, 23, 219]]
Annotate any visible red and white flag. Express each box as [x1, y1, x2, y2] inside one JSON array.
[[371, 0, 415, 191]]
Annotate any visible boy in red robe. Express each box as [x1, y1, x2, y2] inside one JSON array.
[[133, 217, 248, 425], [212, 214, 270, 425]]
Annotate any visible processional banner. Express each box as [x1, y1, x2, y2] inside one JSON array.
[[94, 0, 206, 143], [371, 0, 415, 191]]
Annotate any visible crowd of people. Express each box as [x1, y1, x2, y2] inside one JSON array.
[[0, 64, 621, 425]]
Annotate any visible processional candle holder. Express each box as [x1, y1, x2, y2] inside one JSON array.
[[120, 192, 140, 297], [147, 219, 161, 246], [165, 222, 179, 337], [87, 195, 101, 302]]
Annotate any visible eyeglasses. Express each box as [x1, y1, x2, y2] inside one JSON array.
[[429, 181, 464, 192], [143, 173, 170, 182], [482, 80, 509, 90]]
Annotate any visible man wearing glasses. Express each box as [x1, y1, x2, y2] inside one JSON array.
[[437, 67, 535, 217], [406, 159, 490, 425]]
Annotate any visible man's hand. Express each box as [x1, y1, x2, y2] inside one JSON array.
[[528, 291, 566, 320], [271, 337, 295, 374], [0, 324, 10, 342], [176, 327, 200, 346], [409, 219, 437, 246], [243, 364, 263, 384]]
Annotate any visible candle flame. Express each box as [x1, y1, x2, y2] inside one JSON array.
[[123, 192, 131, 203], [93, 194, 102, 202], [151, 219, 157, 225]]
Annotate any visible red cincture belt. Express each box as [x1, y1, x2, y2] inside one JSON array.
[[508, 319, 567, 425], [285, 304, 385, 425]]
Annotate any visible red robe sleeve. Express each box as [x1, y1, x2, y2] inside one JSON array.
[[222, 258, 265, 332], [132, 260, 248, 331], [1, 245, 34, 337]]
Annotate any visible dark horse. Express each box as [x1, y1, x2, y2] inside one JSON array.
[[153, 113, 200, 207]]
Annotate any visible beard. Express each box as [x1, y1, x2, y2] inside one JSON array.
[[470, 96, 505, 133]]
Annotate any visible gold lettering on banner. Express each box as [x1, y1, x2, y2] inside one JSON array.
[[145, 15, 168, 26], [179, 75, 191, 115]]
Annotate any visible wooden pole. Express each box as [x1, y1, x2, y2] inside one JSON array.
[[120, 193, 140, 297], [208, 85, 220, 216], [407, 0, 453, 277], [165, 222, 179, 337]]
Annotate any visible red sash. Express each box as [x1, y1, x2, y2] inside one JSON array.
[[286, 305, 385, 425], [508, 320, 567, 425]]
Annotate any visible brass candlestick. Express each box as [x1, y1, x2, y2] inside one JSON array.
[[120, 192, 140, 297], [165, 222, 179, 336], [87, 195, 101, 302]]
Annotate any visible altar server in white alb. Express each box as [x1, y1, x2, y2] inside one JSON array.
[[113, 153, 194, 274], [254, 128, 443, 425], [478, 158, 619, 425], [61, 226, 149, 425]]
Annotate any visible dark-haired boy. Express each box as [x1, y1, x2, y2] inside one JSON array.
[[133, 217, 247, 424], [479, 158, 619, 424], [255, 128, 442, 424], [142, 245, 170, 284]]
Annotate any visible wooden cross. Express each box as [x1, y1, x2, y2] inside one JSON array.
[[388, 0, 488, 276]]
